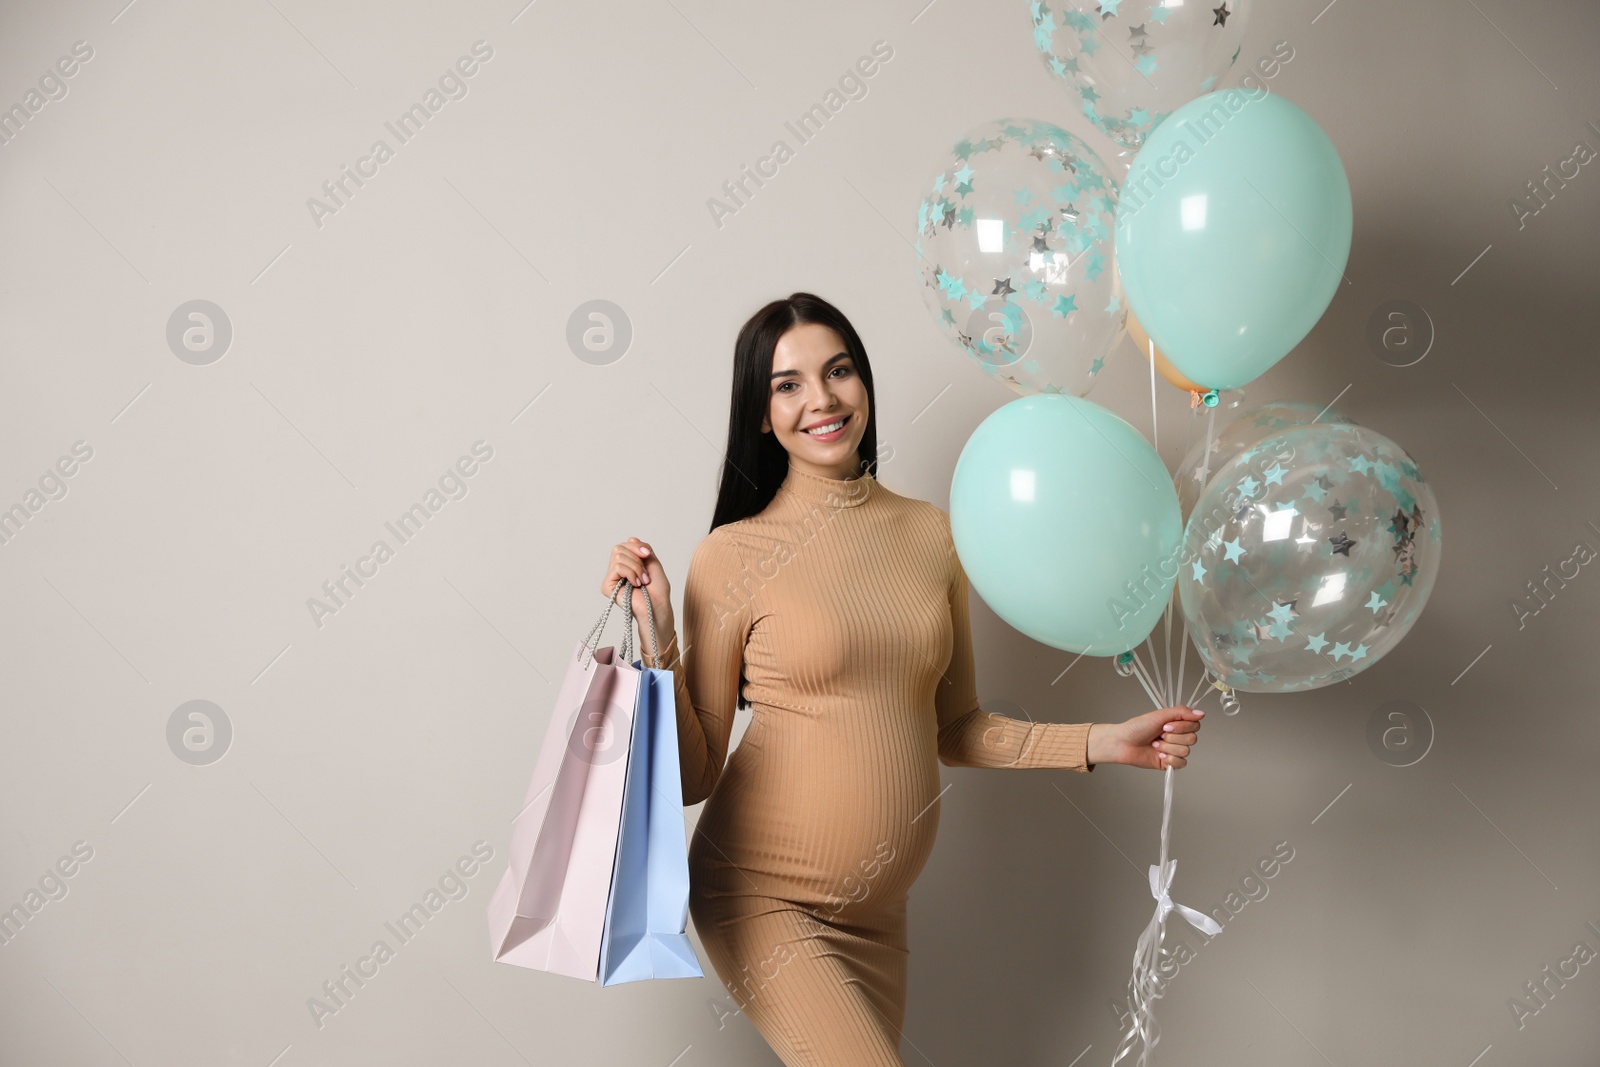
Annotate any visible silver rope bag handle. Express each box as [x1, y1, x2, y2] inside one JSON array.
[[581, 577, 637, 671]]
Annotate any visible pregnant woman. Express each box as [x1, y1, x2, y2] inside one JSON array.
[[600, 292, 1203, 1066]]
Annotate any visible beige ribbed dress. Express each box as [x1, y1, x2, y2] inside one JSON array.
[[643, 462, 1096, 1067]]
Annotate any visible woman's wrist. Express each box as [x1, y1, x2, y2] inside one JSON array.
[[1086, 723, 1112, 768], [640, 618, 678, 667]]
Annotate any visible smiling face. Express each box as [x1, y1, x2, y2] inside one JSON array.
[[761, 321, 870, 481]]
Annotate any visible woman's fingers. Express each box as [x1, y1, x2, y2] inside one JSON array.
[[601, 541, 650, 598], [1162, 709, 1200, 747], [602, 539, 673, 616], [1158, 725, 1196, 765], [623, 542, 650, 582], [1156, 706, 1201, 756]]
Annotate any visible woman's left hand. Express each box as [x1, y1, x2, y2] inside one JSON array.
[[1087, 706, 1204, 770]]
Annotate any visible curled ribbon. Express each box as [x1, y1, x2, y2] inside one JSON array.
[[1111, 784, 1221, 1067], [1211, 678, 1241, 715]]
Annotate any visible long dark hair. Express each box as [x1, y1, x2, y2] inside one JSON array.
[[709, 292, 880, 532]]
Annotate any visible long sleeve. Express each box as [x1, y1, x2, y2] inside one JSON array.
[[640, 532, 752, 806], [935, 529, 1096, 772]]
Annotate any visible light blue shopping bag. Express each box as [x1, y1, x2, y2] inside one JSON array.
[[597, 586, 705, 986]]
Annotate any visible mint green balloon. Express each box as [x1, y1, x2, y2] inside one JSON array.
[[950, 394, 1182, 655], [1114, 90, 1353, 390]]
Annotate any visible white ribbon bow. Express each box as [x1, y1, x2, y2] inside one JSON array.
[[1147, 859, 1222, 937]]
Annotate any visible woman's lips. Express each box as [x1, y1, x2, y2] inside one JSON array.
[[802, 414, 850, 442]]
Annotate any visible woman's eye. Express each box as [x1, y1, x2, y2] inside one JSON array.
[[776, 366, 848, 393]]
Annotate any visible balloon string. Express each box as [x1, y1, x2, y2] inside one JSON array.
[[1126, 650, 1159, 704], [1183, 671, 1240, 716], [1125, 650, 1164, 708], [1142, 633, 1164, 704], [1174, 612, 1190, 712], [1142, 657, 1167, 709], [1172, 409, 1198, 712], [1194, 404, 1217, 494], [1109, 768, 1174, 1067], [1109, 668, 1220, 1067], [1162, 587, 1174, 708], [1148, 337, 1159, 455], [1184, 397, 1197, 458], [1179, 394, 1198, 715], [1107, 405, 1224, 1067]]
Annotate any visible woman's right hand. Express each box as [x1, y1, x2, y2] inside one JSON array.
[[602, 538, 674, 659]]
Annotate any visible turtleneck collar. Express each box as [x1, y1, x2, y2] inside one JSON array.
[[776, 462, 876, 509]]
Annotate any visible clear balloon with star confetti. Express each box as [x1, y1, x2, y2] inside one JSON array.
[[1175, 402, 1357, 522], [914, 117, 1127, 398], [1028, 0, 1252, 153], [1176, 421, 1442, 693]]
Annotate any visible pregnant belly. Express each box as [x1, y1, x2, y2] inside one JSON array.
[[689, 712, 945, 914]]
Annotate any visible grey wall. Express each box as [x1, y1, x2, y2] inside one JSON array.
[[1, 1, 1596, 1064]]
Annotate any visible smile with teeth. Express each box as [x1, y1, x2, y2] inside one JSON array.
[[804, 415, 850, 438]]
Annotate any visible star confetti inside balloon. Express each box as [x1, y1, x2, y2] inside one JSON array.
[[1177, 422, 1442, 693], [915, 118, 1126, 398], [1028, 0, 1252, 151], [1174, 402, 1356, 521]]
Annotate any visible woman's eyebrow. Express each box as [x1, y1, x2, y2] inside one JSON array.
[[771, 351, 850, 380]]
